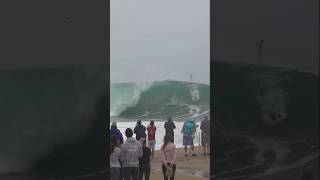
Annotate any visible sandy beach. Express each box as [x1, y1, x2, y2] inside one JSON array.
[[148, 146, 210, 180], [0, 146, 210, 180]]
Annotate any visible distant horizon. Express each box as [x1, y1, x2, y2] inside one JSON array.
[[110, 78, 210, 85], [212, 60, 320, 76]]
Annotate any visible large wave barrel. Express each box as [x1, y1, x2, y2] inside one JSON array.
[[110, 80, 210, 119], [110, 82, 151, 117]]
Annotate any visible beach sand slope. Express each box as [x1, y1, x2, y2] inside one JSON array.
[[149, 147, 210, 180]]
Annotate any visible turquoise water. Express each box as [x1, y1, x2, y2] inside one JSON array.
[[110, 80, 210, 150], [110, 80, 210, 119]]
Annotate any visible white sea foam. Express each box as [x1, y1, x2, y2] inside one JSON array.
[[111, 120, 203, 150], [110, 82, 152, 117]]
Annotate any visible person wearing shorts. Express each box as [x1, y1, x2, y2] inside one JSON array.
[[181, 117, 197, 157], [183, 134, 194, 147], [147, 120, 156, 158]]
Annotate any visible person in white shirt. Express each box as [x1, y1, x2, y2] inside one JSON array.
[[110, 135, 121, 180]]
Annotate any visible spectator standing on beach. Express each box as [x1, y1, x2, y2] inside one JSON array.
[[164, 117, 176, 142], [160, 134, 177, 180], [147, 120, 156, 158], [200, 115, 210, 156], [110, 122, 124, 145], [120, 128, 143, 180], [110, 135, 121, 180], [134, 120, 147, 141], [138, 139, 151, 180], [181, 115, 197, 157]]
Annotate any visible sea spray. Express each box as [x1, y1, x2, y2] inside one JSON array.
[[110, 82, 152, 117], [190, 84, 200, 103]]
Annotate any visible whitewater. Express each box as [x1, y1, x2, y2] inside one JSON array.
[[110, 80, 210, 149]]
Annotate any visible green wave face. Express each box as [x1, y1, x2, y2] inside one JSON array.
[[110, 80, 210, 119]]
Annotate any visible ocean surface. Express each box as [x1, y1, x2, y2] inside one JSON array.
[[110, 80, 210, 150], [110, 80, 210, 119]]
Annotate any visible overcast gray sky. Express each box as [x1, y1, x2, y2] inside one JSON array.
[[111, 0, 210, 84], [212, 0, 319, 75]]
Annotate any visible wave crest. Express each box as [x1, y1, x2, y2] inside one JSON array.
[[110, 80, 210, 119]]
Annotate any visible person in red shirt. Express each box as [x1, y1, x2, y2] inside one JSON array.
[[147, 120, 156, 158]]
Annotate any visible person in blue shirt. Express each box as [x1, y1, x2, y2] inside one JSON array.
[[110, 122, 124, 145], [181, 109, 197, 157]]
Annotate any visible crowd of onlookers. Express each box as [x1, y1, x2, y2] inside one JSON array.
[[110, 113, 210, 180]]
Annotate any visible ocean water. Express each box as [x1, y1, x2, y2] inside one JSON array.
[[110, 120, 203, 150], [110, 80, 210, 150], [110, 80, 210, 119]]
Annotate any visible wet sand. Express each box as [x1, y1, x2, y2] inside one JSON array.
[[0, 147, 210, 180], [149, 146, 210, 180]]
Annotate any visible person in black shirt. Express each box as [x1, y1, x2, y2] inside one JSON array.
[[164, 117, 176, 142], [139, 139, 151, 180], [134, 120, 147, 141]]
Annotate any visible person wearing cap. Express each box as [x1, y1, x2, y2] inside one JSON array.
[[134, 120, 147, 141], [110, 122, 124, 145]]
